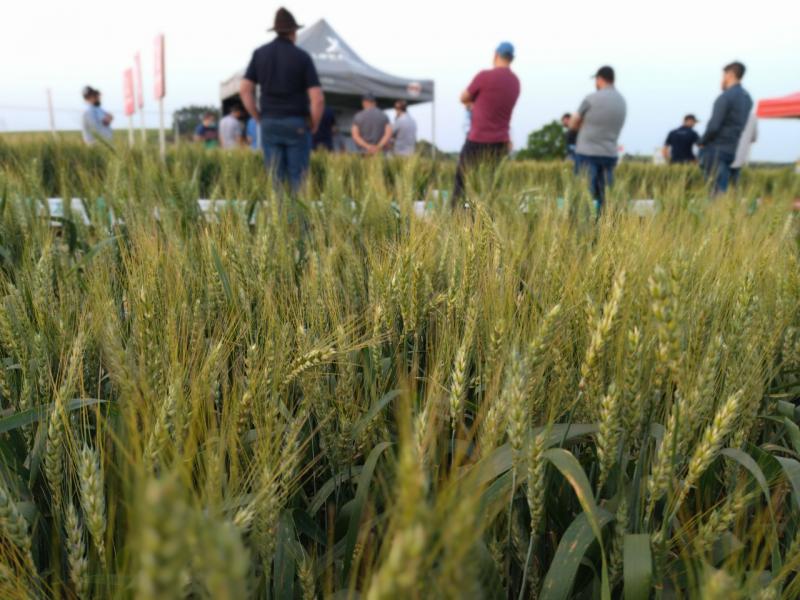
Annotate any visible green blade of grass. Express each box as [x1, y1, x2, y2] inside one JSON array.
[[623, 534, 652, 600]]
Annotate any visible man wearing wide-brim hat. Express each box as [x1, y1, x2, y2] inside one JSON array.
[[240, 8, 325, 192]]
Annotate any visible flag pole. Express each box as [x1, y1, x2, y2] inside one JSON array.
[[46, 89, 56, 137]]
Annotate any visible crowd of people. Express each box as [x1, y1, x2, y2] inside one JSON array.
[[80, 6, 759, 208]]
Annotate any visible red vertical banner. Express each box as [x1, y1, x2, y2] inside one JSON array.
[[133, 52, 144, 109], [154, 34, 166, 99], [123, 68, 135, 116]]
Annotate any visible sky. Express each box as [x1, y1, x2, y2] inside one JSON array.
[[2, 0, 799, 161]]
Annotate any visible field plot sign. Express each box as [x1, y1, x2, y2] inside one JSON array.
[[122, 68, 135, 146], [154, 34, 166, 157]]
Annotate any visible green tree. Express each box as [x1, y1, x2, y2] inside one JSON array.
[[516, 120, 566, 161], [172, 105, 220, 139]]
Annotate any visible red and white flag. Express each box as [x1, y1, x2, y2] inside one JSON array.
[[133, 52, 144, 109], [123, 68, 135, 116], [153, 34, 166, 99]]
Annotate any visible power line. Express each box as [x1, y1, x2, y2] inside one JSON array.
[[0, 104, 164, 116]]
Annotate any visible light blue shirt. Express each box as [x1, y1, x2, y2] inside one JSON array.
[[82, 105, 113, 144], [246, 117, 260, 150]]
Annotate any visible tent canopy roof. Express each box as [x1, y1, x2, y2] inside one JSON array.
[[221, 19, 434, 110], [757, 92, 800, 119]]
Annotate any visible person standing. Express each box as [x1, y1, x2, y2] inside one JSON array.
[[452, 42, 521, 209], [562, 113, 578, 161], [699, 61, 753, 195], [570, 66, 627, 213], [81, 86, 113, 145], [663, 115, 700, 164], [352, 94, 392, 155], [730, 111, 758, 185], [240, 7, 324, 191], [219, 104, 245, 149], [194, 112, 220, 148], [392, 100, 417, 156], [312, 105, 337, 151]]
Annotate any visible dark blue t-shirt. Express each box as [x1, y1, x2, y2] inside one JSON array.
[[665, 126, 699, 163], [312, 107, 336, 150], [244, 37, 320, 118]]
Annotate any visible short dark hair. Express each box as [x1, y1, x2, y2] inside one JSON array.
[[724, 61, 746, 80], [203, 111, 216, 119], [395, 100, 408, 112], [562, 112, 571, 121], [230, 103, 244, 113]]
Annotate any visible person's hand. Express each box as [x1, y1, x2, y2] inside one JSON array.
[[367, 145, 380, 155]]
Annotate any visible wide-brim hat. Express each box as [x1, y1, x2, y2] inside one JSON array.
[[269, 7, 303, 33]]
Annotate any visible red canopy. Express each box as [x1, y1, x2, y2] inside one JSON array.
[[756, 92, 800, 119]]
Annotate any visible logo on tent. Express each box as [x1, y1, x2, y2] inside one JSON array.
[[314, 36, 345, 61], [407, 82, 422, 97]]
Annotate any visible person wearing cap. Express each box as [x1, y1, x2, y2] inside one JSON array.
[[240, 7, 325, 192], [352, 94, 392, 155], [663, 115, 701, 164], [391, 100, 417, 156], [699, 61, 753, 195], [451, 41, 521, 209], [81, 86, 113, 145], [569, 66, 627, 213]]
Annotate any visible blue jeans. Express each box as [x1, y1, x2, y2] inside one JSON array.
[[575, 154, 618, 212], [701, 147, 734, 195], [261, 116, 311, 192]]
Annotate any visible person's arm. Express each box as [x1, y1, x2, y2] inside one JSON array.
[[461, 72, 483, 107], [569, 99, 590, 131], [351, 124, 372, 152], [308, 86, 324, 133], [376, 123, 393, 152], [700, 94, 728, 146], [303, 56, 324, 133], [662, 132, 672, 160], [102, 110, 113, 126], [240, 79, 259, 122]]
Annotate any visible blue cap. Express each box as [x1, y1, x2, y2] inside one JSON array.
[[496, 41, 515, 59]]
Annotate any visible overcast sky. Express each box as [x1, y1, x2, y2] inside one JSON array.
[[2, 0, 799, 161]]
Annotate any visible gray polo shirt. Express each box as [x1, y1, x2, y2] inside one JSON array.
[[392, 113, 417, 156], [576, 87, 627, 157], [353, 107, 390, 146]]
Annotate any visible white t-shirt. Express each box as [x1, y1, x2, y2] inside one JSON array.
[[732, 112, 758, 169], [392, 113, 417, 156], [219, 114, 244, 149]]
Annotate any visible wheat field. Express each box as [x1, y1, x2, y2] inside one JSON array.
[[0, 140, 799, 599]]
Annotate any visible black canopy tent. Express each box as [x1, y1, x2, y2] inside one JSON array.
[[220, 19, 436, 149]]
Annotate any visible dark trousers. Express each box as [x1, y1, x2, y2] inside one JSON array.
[[261, 116, 312, 192], [575, 154, 618, 212], [451, 140, 507, 209], [700, 146, 735, 196]]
